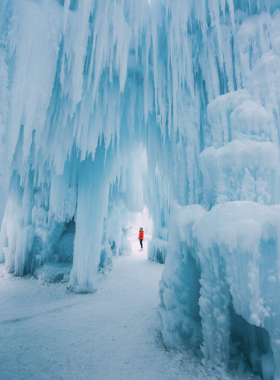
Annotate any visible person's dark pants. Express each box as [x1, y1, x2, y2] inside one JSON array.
[[140, 239, 143, 249]]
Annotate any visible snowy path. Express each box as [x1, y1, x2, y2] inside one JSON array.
[[0, 236, 217, 380]]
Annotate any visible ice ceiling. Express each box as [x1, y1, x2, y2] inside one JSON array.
[[0, 0, 280, 378]]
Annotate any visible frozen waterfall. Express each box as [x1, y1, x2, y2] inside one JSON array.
[[0, 0, 280, 378]]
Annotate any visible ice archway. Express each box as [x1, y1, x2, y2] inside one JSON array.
[[1, 0, 280, 378]]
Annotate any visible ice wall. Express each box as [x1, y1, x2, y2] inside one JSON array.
[[0, 0, 280, 377], [159, 202, 280, 378]]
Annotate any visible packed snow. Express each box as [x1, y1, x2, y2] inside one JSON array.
[[0, 233, 266, 380]]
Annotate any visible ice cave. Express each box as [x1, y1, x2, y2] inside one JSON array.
[[0, 0, 280, 379]]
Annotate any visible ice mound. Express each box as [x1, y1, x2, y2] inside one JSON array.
[[34, 263, 72, 284], [159, 201, 279, 378], [148, 238, 169, 263]]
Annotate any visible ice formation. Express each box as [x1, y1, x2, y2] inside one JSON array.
[[0, 0, 280, 378]]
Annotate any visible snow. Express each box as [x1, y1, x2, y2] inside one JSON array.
[[0, 234, 223, 380]]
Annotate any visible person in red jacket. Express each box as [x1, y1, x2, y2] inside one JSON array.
[[138, 228, 144, 251]]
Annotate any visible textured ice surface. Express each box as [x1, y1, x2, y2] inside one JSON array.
[[160, 202, 280, 376], [0, 0, 280, 378]]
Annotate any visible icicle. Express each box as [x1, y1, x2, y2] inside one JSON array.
[[227, 0, 235, 33], [63, 0, 71, 35]]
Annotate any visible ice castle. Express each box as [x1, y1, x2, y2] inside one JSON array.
[[0, 0, 280, 378]]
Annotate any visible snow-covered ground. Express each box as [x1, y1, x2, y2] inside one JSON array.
[[0, 234, 258, 380]]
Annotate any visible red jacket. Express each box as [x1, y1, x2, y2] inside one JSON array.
[[138, 230, 144, 240]]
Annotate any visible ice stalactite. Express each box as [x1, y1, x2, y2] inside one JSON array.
[[1, 0, 280, 378]]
